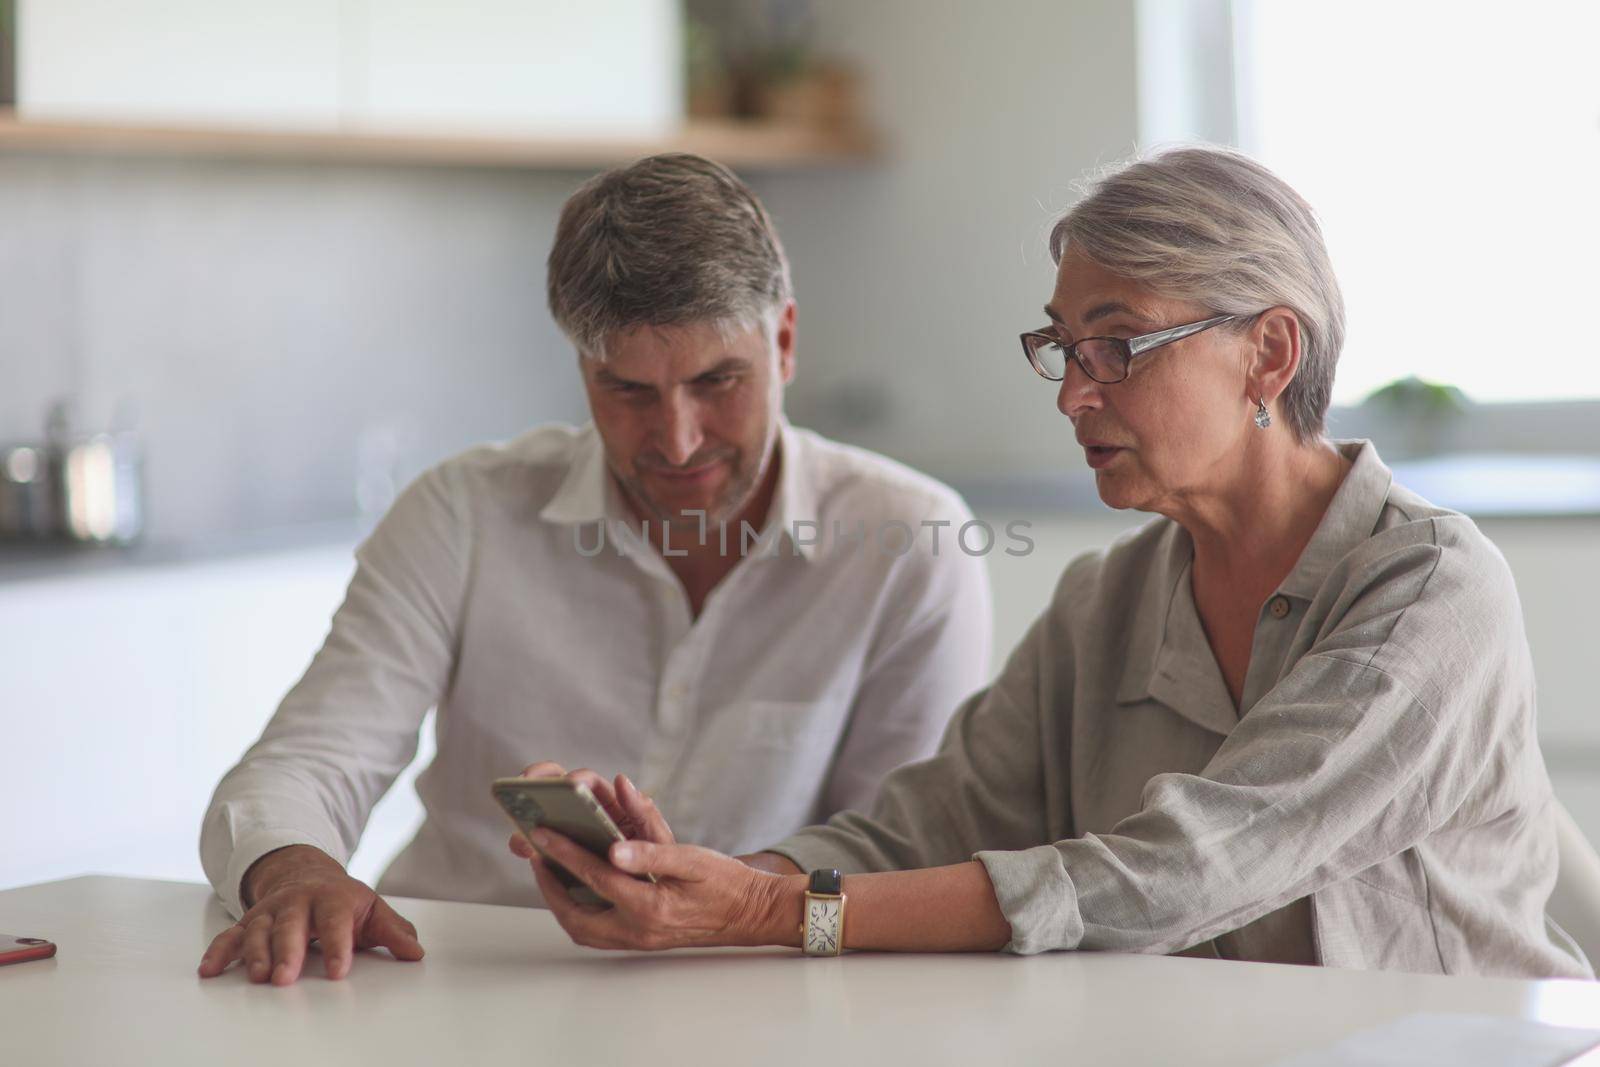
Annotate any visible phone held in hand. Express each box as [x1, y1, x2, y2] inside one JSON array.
[[0, 934, 56, 967], [491, 777, 655, 907]]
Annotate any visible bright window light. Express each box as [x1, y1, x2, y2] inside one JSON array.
[[1235, 1, 1600, 404]]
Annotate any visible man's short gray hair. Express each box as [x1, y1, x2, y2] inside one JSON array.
[[547, 153, 793, 359], [1049, 146, 1345, 443]]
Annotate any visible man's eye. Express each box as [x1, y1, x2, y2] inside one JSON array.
[[697, 374, 737, 388]]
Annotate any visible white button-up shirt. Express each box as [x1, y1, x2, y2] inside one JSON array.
[[201, 420, 992, 916]]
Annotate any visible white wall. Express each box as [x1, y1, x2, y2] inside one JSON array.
[[759, 0, 1141, 486]]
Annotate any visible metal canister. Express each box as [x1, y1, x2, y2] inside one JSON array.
[[0, 443, 57, 540]]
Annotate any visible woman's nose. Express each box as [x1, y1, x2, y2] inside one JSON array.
[[1056, 362, 1103, 419]]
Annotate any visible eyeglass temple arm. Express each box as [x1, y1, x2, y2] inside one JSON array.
[[1126, 315, 1237, 357]]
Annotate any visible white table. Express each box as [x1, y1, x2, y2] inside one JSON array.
[[2, 876, 1598, 1066]]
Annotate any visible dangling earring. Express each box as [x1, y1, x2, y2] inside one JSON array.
[[1254, 397, 1272, 429]]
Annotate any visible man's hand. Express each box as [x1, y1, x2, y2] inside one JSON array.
[[506, 763, 676, 867], [197, 845, 425, 985]]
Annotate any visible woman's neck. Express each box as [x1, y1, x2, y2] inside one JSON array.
[[1173, 437, 1352, 595]]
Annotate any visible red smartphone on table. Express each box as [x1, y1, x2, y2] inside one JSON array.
[[0, 934, 56, 966]]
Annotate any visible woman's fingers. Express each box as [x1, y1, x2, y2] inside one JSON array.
[[610, 840, 708, 882], [616, 774, 674, 844], [509, 832, 535, 858], [519, 761, 567, 778], [565, 768, 625, 827], [532, 829, 654, 911]]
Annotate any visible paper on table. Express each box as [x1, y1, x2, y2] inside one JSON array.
[[1271, 1013, 1600, 1067]]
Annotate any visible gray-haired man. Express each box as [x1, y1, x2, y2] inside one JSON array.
[[197, 154, 993, 986]]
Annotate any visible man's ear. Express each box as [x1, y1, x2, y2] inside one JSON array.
[[775, 301, 798, 385], [1248, 306, 1301, 406]]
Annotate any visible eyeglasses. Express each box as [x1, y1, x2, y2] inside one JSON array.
[[1020, 313, 1241, 383]]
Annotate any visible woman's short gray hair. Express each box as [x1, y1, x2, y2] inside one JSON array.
[[1049, 146, 1344, 443], [547, 153, 793, 359]]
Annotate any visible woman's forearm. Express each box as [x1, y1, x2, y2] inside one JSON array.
[[754, 860, 1013, 952]]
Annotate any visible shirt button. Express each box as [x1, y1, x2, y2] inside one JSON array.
[[1268, 595, 1291, 620]]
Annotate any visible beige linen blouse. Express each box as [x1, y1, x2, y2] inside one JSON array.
[[772, 441, 1592, 978]]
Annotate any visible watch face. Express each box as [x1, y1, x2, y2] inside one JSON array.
[[806, 898, 841, 954]]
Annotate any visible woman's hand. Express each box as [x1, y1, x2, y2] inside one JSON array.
[[524, 829, 804, 951], [507, 762, 675, 859]]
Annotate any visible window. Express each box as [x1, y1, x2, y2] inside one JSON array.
[[1234, 1, 1600, 405]]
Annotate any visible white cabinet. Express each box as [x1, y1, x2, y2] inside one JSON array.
[[356, 1, 682, 136], [15, 0, 683, 135], [17, 0, 345, 128], [0, 541, 432, 892]]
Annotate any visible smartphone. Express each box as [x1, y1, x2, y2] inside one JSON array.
[[0, 934, 56, 966], [491, 777, 653, 907]]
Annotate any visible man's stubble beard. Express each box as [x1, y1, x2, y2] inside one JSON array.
[[617, 451, 762, 532]]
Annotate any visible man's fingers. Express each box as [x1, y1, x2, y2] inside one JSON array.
[[197, 924, 246, 977], [509, 832, 535, 858], [610, 840, 708, 882], [268, 907, 311, 986], [532, 829, 653, 911], [241, 913, 275, 983], [365, 899, 426, 962], [519, 761, 566, 778], [311, 898, 357, 980]]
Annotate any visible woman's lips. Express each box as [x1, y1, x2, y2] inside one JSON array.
[[1084, 445, 1124, 470]]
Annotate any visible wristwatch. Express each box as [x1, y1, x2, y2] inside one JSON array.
[[801, 868, 846, 956]]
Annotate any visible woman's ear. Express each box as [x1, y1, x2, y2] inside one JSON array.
[[1248, 307, 1302, 404]]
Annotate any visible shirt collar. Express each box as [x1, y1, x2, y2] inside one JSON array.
[[537, 418, 819, 562], [538, 423, 622, 525], [1275, 439, 1393, 601], [1114, 524, 1239, 735], [766, 419, 820, 562], [1113, 439, 1392, 734]]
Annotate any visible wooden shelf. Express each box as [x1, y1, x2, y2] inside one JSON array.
[[0, 110, 880, 170]]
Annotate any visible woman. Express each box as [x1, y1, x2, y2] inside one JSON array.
[[509, 146, 1592, 977]]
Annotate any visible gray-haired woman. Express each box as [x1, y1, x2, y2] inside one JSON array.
[[510, 146, 1592, 978]]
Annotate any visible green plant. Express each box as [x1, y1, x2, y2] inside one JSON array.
[[1362, 375, 1470, 417]]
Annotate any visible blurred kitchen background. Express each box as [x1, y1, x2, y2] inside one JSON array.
[[3, 1, 1597, 891]]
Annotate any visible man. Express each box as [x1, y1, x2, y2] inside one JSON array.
[[197, 153, 992, 986]]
